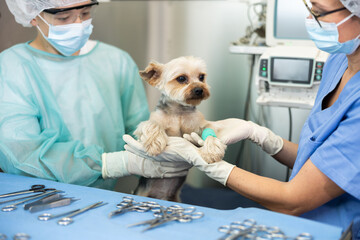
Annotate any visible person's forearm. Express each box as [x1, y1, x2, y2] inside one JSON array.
[[226, 159, 344, 216], [226, 167, 301, 215], [271, 139, 298, 169]]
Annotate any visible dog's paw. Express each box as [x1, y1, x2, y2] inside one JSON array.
[[143, 132, 168, 156], [136, 122, 168, 156], [199, 136, 226, 163]]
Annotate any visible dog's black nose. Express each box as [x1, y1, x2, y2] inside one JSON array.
[[193, 87, 203, 96]]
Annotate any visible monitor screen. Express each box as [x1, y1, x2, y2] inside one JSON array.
[[271, 57, 313, 85], [266, 0, 314, 46], [275, 0, 310, 40]]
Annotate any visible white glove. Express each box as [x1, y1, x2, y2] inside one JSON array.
[[123, 135, 235, 186], [198, 118, 284, 156], [101, 150, 191, 179]]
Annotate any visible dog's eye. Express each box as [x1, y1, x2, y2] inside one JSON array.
[[199, 74, 205, 82], [176, 76, 187, 83]]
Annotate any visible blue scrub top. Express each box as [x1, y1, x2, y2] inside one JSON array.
[[290, 54, 360, 234], [0, 41, 150, 189]]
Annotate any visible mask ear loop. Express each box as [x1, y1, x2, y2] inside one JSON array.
[[336, 13, 354, 27], [336, 14, 360, 41], [35, 14, 51, 41]]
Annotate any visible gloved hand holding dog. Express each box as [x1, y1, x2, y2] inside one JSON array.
[[101, 149, 191, 179], [123, 135, 235, 186], [185, 118, 284, 156]]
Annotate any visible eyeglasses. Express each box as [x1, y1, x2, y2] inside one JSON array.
[[42, 1, 98, 25], [302, 0, 347, 28]]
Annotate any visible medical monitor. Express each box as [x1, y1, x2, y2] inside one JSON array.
[[266, 0, 315, 47], [270, 57, 313, 85]]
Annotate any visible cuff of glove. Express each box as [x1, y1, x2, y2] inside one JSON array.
[[200, 160, 235, 186], [249, 122, 284, 156], [101, 151, 130, 179]]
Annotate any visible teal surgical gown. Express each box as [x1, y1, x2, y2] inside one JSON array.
[[0, 41, 150, 189], [290, 54, 360, 236]]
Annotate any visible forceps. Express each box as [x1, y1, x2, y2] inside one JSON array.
[[23, 193, 62, 210], [0, 185, 50, 198], [29, 197, 78, 213], [1, 190, 59, 212], [57, 201, 107, 226]]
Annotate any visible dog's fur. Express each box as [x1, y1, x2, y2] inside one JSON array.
[[134, 56, 226, 201]]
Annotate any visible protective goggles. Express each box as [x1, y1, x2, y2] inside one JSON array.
[[42, 0, 99, 25], [302, 0, 347, 28]]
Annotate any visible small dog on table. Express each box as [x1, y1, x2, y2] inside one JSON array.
[[134, 56, 226, 202]]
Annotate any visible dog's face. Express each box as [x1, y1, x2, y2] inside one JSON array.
[[139, 56, 210, 106]]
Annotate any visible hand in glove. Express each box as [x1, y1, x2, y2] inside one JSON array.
[[184, 118, 283, 156], [123, 134, 235, 185], [102, 149, 191, 179]]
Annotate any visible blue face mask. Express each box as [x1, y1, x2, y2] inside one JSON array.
[[305, 14, 360, 55], [37, 15, 93, 56]]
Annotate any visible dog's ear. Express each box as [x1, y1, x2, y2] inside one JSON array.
[[139, 62, 163, 87]]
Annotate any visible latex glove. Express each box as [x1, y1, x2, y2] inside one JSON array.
[[123, 135, 235, 185], [102, 150, 191, 179], [195, 118, 283, 156]]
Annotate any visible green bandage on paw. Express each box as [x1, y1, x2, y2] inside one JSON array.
[[201, 128, 217, 140]]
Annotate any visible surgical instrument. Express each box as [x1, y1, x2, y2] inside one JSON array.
[[136, 205, 204, 232], [0, 185, 50, 198], [109, 202, 150, 217], [57, 201, 107, 226], [109, 196, 158, 218], [217, 219, 312, 240], [38, 209, 81, 221], [1, 190, 59, 212], [127, 205, 171, 228], [270, 232, 313, 240], [29, 198, 78, 213], [218, 219, 256, 240], [24, 193, 62, 210], [0, 192, 51, 206], [13, 233, 31, 240]]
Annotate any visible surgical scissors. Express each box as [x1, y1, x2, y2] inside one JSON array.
[[57, 201, 107, 226], [0, 185, 50, 198], [38, 209, 81, 221], [1, 190, 59, 212]]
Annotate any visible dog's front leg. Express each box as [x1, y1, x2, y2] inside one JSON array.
[[134, 121, 168, 156]]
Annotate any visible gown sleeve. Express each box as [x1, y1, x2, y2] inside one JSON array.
[[0, 59, 104, 186]]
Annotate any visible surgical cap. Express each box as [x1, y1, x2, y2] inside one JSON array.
[[340, 0, 360, 18], [5, 0, 91, 27]]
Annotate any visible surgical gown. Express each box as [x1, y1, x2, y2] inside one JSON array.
[[0, 41, 150, 189], [290, 53, 360, 236]]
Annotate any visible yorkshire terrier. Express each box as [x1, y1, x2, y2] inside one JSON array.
[[134, 56, 226, 201]]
